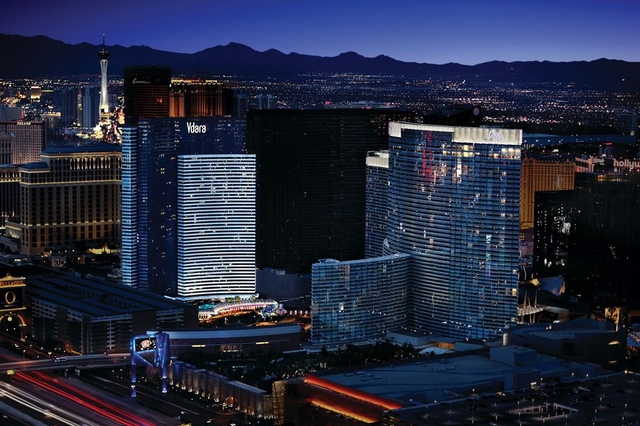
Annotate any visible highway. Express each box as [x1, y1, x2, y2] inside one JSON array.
[[0, 345, 181, 426], [0, 371, 182, 426], [0, 341, 249, 425], [0, 354, 130, 374]]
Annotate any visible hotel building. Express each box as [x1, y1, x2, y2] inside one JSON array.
[[0, 120, 47, 166], [520, 154, 575, 229], [177, 154, 255, 299], [6, 144, 121, 255], [384, 123, 522, 339], [123, 66, 171, 126], [365, 150, 389, 259], [0, 165, 19, 229], [311, 254, 410, 345], [121, 117, 251, 298], [246, 108, 414, 274], [534, 172, 640, 306], [170, 80, 224, 118]]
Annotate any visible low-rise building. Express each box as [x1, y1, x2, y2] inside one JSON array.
[[19, 267, 198, 354]]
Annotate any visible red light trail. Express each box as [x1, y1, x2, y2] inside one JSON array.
[[16, 371, 156, 426]]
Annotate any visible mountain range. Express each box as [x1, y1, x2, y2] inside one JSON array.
[[2, 34, 640, 91]]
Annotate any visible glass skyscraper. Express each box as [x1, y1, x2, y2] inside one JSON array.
[[385, 123, 521, 339], [365, 150, 389, 259], [246, 108, 414, 274], [177, 154, 255, 299], [123, 66, 171, 126], [121, 117, 249, 297], [311, 254, 410, 345]]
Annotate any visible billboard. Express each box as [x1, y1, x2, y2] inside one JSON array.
[[133, 336, 157, 352], [0, 275, 25, 312]]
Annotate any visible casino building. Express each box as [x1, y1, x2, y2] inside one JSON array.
[[22, 268, 198, 354], [0, 274, 26, 338], [5, 143, 121, 255]]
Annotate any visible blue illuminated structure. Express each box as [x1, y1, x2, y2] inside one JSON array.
[[311, 255, 411, 344], [121, 117, 247, 296], [130, 331, 170, 397]]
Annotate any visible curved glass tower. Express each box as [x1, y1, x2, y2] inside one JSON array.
[[311, 254, 411, 345], [385, 123, 521, 339]]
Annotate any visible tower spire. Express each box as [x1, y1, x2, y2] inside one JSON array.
[[98, 35, 111, 137]]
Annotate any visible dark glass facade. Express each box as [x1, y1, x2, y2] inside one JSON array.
[[365, 151, 389, 258], [534, 172, 640, 306], [123, 66, 171, 126], [246, 108, 414, 274]]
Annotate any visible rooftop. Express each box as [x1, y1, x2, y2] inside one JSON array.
[[313, 347, 570, 405], [24, 270, 190, 317]]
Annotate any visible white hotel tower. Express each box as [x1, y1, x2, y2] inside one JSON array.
[[177, 154, 256, 299]]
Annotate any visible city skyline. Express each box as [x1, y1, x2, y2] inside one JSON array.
[[2, 0, 639, 65]]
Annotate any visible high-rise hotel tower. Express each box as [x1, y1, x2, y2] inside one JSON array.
[[246, 108, 414, 274], [123, 66, 171, 126], [121, 117, 253, 298], [384, 123, 521, 339]]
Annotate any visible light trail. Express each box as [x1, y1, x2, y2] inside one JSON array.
[[16, 372, 153, 426], [0, 381, 83, 425], [29, 371, 158, 426]]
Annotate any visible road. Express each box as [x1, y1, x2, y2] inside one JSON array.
[[0, 345, 182, 426], [0, 341, 254, 425], [0, 354, 130, 374], [0, 371, 184, 426]]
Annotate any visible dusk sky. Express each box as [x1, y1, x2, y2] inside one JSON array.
[[2, 0, 639, 65]]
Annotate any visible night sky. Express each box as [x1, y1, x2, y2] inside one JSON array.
[[2, 0, 639, 65]]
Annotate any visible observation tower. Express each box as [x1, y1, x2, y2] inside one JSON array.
[[98, 35, 110, 119]]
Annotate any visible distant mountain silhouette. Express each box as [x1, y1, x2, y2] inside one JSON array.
[[1, 34, 639, 91]]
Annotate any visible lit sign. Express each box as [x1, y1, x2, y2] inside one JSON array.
[[134, 336, 157, 351], [131, 78, 150, 84], [0, 288, 23, 310], [220, 344, 242, 352], [613, 159, 640, 170], [0, 280, 25, 287], [186, 122, 207, 134]]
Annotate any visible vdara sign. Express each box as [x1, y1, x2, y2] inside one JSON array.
[[613, 159, 640, 169], [186, 122, 207, 134]]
